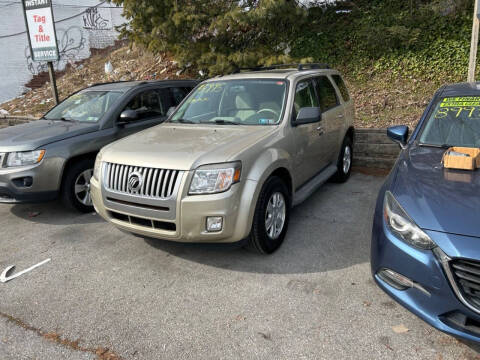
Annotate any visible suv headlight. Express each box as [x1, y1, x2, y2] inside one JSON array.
[[7, 150, 45, 167], [93, 152, 103, 180], [189, 161, 241, 195], [383, 191, 436, 250]]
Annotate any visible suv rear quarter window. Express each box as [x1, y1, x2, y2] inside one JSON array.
[[315, 76, 339, 111], [332, 75, 350, 102]]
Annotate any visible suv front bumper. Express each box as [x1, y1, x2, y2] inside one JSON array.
[[91, 175, 258, 243], [0, 159, 61, 203]]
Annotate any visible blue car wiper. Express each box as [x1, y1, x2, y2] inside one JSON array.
[[418, 143, 452, 149]]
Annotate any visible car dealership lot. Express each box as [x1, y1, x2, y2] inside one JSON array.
[[0, 172, 479, 360]]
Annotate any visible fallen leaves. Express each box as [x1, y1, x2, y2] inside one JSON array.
[[392, 324, 409, 334]]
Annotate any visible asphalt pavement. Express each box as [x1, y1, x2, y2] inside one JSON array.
[[1, 172, 479, 360]]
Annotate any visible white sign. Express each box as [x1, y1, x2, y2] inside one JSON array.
[[22, 0, 59, 62]]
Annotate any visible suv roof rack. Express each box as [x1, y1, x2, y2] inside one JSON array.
[[232, 63, 330, 74], [89, 80, 149, 88]]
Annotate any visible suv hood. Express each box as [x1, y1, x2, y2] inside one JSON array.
[[102, 123, 277, 170], [0, 120, 99, 152], [392, 144, 480, 238]]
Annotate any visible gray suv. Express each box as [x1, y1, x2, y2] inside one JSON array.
[[91, 64, 355, 254], [0, 79, 198, 212]]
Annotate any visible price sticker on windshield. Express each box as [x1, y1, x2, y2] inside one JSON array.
[[440, 97, 480, 107], [435, 97, 480, 119]]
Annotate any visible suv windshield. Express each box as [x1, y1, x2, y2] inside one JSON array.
[[420, 96, 480, 147], [170, 79, 287, 125], [44, 90, 123, 122]]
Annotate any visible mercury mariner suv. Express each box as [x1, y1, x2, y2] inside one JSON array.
[[91, 64, 355, 254]]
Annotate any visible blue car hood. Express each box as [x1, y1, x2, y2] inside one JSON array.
[[0, 120, 99, 152], [392, 144, 480, 238]]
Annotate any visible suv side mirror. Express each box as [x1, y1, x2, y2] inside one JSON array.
[[387, 125, 409, 149], [118, 109, 138, 125], [294, 107, 321, 126], [167, 106, 176, 118]]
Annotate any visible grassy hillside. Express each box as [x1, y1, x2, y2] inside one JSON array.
[[291, 0, 476, 128]]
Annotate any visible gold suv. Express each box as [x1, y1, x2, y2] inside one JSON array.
[[91, 64, 355, 254]]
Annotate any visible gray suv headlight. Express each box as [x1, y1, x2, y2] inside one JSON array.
[[7, 150, 45, 167], [189, 161, 241, 195], [383, 191, 436, 250]]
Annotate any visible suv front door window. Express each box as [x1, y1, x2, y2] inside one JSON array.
[[292, 79, 330, 186], [117, 89, 168, 137]]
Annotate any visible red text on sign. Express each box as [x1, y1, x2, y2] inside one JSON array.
[[34, 34, 50, 42], [33, 15, 46, 24]]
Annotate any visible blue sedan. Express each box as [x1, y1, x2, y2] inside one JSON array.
[[371, 82, 480, 342]]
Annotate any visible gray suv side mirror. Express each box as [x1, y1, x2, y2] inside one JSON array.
[[387, 125, 409, 149], [294, 107, 321, 126], [118, 109, 138, 125]]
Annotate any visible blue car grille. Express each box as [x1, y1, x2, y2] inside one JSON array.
[[451, 259, 480, 311]]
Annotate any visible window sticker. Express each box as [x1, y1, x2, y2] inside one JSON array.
[[435, 97, 480, 119], [197, 83, 225, 94], [440, 97, 480, 107]]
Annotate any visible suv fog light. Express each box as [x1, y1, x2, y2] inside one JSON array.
[[206, 217, 223, 232], [377, 268, 430, 296]]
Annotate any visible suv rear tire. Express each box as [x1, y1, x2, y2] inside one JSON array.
[[62, 159, 95, 213], [246, 176, 291, 254], [332, 136, 352, 183]]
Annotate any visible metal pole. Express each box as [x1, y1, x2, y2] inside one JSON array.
[[47, 61, 59, 104], [468, 0, 480, 82]]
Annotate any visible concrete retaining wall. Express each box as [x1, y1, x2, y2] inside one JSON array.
[[354, 129, 400, 169]]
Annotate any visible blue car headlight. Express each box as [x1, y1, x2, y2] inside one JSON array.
[[383, 191, 436, 250]]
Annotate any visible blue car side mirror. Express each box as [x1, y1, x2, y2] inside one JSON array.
[[387, 125, 409, 149]]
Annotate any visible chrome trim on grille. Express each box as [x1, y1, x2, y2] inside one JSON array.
[[0, 153, 5, 168], [434, 247, 480, 315], [104, 162, 183, 199]]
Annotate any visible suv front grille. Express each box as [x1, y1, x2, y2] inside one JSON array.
[[450, 259, 480, 311], [0, 153, 5, 168], [104, 163, 183, 199]]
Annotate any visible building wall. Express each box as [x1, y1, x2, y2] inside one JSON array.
[[0, 0, 125, 104]]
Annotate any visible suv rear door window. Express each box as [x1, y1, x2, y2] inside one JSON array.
[[332, 75, 350, 102], [315, 76, 339, 111]]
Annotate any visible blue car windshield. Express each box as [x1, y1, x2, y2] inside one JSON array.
[[170, 79, 287, 125], [420, 96, 480, 147], [44, 90, 123, 122]]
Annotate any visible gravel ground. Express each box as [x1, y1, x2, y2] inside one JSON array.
[[0, 172, 479, 360]]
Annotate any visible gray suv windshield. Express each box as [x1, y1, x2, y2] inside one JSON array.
[[170, 79, 287, 125], [44, 90, 123, 122]]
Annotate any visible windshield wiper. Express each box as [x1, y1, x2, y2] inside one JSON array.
[[418, 143, 452, 149], [169, 118, 196, 124], [211, 119, 240, 125]]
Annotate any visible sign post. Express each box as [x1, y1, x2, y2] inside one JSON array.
[[21, 0, 60, 104], [468, 0, 480, 82]]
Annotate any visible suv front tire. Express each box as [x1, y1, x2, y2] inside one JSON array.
[[246, 176, 291, 254], [62, 159, 95, 213]]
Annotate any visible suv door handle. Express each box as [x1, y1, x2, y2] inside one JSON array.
[[316, 126, 325, 135], [336, 114, 344, 119]]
